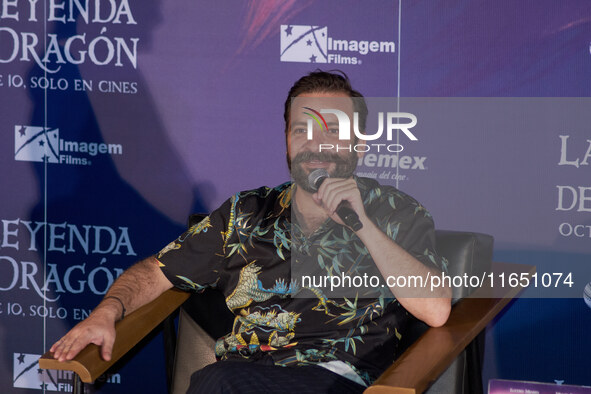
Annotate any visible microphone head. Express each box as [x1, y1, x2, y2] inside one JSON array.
[[308, 169, 329, 192]]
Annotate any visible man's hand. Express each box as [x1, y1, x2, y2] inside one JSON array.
[[312, 177, 368, 229], [50, 305, 119, 362], [49, 256, 173, 362]]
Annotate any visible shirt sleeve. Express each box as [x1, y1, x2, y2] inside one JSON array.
[[155, 197, 233, 292], [389, 196, 448, 273], [368, 186, 448, 274]]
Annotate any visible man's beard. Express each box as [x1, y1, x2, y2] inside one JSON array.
[[290, 151, 358, 193]]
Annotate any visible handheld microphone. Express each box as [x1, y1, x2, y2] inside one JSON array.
[[307, 169, 363, 231]]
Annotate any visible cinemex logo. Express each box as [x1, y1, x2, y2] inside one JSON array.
[[13, 353, 120, 391], [302, 107, 417, 153], [14, 125, 123, 166], [280, 25, 395, 64]]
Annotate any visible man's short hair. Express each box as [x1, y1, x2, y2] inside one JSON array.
[[283, 70, 368, 135]]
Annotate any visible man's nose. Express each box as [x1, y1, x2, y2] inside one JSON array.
[[305, 126, 332, 149]]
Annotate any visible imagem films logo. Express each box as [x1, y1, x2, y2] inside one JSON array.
[[14, 125, 123, 166], [280, 24, 395, 65]]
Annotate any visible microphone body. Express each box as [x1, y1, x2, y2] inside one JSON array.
[[307, 169, 363, 231]]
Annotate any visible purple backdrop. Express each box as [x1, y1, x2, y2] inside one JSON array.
[[1, 0, 590, 392]]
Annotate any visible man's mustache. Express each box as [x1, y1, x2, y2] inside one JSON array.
[[291, 152, 349, 166]]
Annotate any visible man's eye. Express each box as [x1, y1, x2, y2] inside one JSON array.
[[293, 128, 307, 134], [327, 128, 339, 134]]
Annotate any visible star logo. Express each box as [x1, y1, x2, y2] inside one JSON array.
[[14, 125, 60, 163], [13, 353, 60, 390], [280, 25, 328, 63]]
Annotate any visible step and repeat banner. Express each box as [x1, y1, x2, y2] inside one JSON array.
[[1, 1, 590, 392]]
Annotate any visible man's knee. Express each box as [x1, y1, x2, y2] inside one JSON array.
[[188, 362, 238, 393]]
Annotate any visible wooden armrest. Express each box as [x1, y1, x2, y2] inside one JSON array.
[[365, 262, 535, 394], [39, 288, 190, 383]]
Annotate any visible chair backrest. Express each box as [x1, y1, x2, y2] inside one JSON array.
[[422, 230, 493, 394], [435, 230, 493, 302], [171, 224, 494, 394]]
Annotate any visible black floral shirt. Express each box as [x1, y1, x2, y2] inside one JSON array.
[[156, 177, 446, 385]]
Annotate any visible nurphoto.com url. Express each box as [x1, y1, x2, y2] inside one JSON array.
[[301, 271, 574, 292]]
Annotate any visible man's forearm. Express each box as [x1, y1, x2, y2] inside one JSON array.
[[51, 256, 173, 362], [307, 177, 451, 326], [356, 218, 452, 327], [97, 256, 173, 319]]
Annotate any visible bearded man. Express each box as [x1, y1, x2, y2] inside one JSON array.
[[50, 71, 451, 394]]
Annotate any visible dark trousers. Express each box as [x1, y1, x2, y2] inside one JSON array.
[[187, 359, 366, 394]]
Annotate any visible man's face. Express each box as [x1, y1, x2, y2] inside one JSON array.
[[287, 92, 361, 192]]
